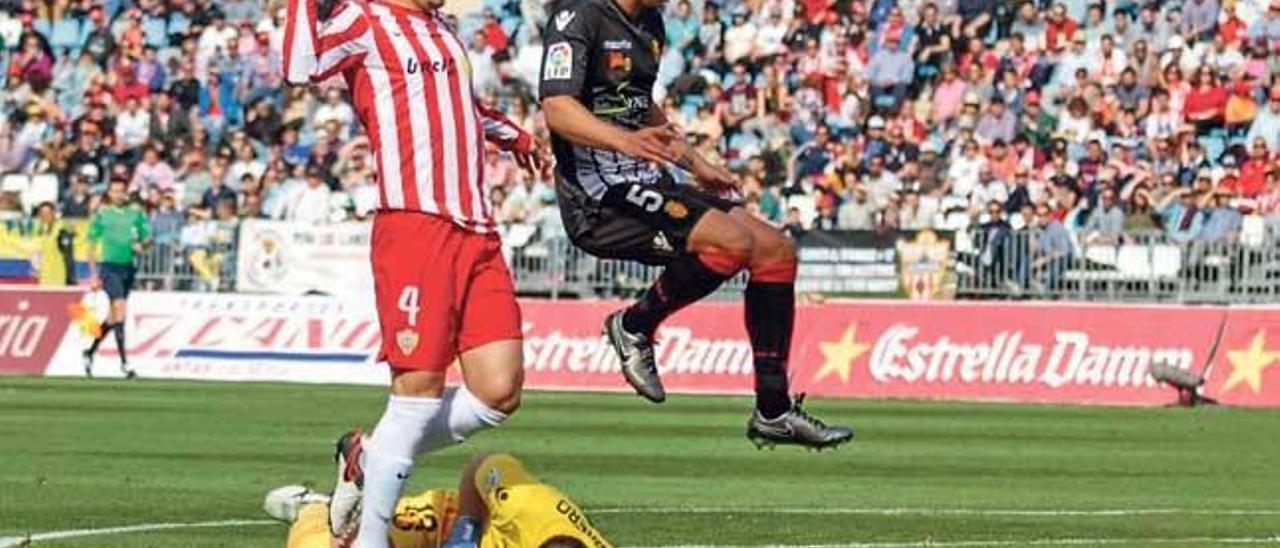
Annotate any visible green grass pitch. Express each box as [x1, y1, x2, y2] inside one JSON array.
[[2, 377, 1279, 547]]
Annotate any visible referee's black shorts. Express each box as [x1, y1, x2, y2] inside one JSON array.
[[556, 176, 739, 266], [99, 262, 136, 301]]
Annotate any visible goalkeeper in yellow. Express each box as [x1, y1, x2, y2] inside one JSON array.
[[264, 453, 611, 548]]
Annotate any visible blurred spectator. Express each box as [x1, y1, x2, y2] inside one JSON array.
[[1084, 188, 1125, 244], [282, 168, 333, 223], [2, 0, 1280, 296]]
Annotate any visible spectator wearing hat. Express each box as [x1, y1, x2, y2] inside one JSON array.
[[861, 116, 889, 161]]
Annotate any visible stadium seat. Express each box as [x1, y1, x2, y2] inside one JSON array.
[[22, 174, 59, 213], [1240, 215, 1266, 248], [1197, 136, 1225, 161], [1115, 245, 1152, 278], [1, 174, 29, 198], [1083, 244, 1117, 267], [1151, 246, 1182, 278]]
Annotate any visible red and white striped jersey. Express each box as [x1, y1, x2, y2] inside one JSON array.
[[283, 0, 526, 233]]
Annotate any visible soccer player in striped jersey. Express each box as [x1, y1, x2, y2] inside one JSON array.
[[283, 1, 541, 546]]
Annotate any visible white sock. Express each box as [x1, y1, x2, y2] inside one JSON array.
[[356, 395, 442, 548], [418, 386, 508, 454]]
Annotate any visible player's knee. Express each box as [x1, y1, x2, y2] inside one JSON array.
[[471, 374, 523, 415], [723, 224, 755, 260], [390, 370, 447, 397], [697, 224, 753, 275], [749, 234, 797, 283]]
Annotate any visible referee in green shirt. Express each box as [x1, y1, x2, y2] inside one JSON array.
[[84, 179, 151, 379]]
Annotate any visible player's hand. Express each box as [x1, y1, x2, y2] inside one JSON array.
[[506, 131, 544, 174], [618, 125, 681, 165], [692, 160, 738, 192], [329, 522, 358, 548]]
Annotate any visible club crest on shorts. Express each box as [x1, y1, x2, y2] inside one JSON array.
[[396, 328, 420, 355], [664, 200, 689, 219]]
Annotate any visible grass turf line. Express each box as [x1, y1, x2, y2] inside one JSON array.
[[1, 377, 1278, 547]]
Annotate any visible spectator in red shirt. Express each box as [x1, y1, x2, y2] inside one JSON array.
[[481, 9, 509, 53], [1184, 67, 1227, 133], [1238, 138, 1272, 197], [9, 34, 53, 92], [1220, 5, 1248, 46], [1045, 4, 1079, 53], [111, 60, 149, 104]]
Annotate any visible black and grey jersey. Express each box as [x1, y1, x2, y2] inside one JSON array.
[[539, 0, 667, 201]]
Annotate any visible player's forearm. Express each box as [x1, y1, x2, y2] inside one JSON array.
[[542, 96, 635, 153]]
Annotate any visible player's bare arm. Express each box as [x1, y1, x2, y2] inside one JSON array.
[[646, 105, 737, 191], [541, 95, 680, 165]]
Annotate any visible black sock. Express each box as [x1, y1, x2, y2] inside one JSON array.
[[745, 282, 794, 419], [622, 254, 731, 337], [113, 322, 128, 367], [87, 322, 115, 355]]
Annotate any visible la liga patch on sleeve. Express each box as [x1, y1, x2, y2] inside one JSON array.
[[544, 42, 573, 80]]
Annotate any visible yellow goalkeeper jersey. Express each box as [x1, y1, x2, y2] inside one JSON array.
[[474, 454, 612, 548], [285, 455, 609, 548]]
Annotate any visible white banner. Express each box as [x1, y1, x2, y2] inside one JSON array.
[[46, 291, 390, 385], [235, 220, 373, 297]]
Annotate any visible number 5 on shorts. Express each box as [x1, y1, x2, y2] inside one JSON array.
[[398, 286, 421, 327], [625, 185, 664, 213]]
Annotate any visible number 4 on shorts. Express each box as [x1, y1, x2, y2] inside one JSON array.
[[398, 286, 421, 327]]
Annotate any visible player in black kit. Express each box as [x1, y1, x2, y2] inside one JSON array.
[[539, 0, 853, 449]]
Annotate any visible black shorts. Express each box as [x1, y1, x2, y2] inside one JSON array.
[[99, 262, 135, 301], [556, 176, 738, 266]]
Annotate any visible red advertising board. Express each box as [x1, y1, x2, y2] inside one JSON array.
[[520, 300, 1231, 406], [0, 287, 81, 376], [15, 289, 1280, 407], [1203, 308, 1280, 407]]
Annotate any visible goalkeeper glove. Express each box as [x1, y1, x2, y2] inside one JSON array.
[[442, 515, 481, 548]]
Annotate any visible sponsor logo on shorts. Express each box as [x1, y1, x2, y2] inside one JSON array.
[[396, 328, 420, 355], [652, 233, 673, 252]]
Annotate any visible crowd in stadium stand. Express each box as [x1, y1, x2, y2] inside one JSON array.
[[4, 0, 1280, 274]]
